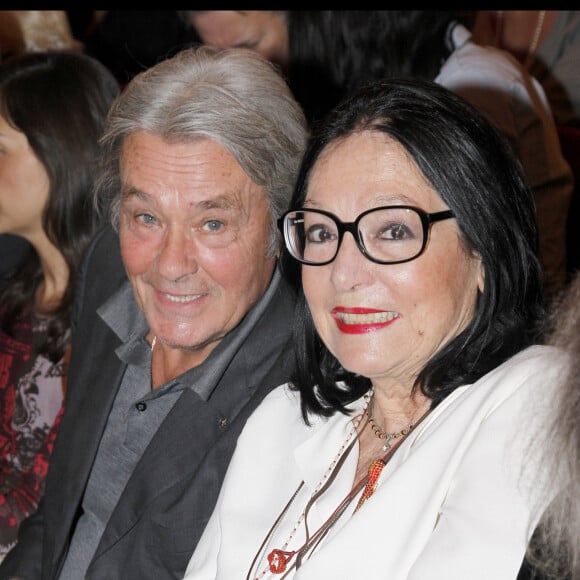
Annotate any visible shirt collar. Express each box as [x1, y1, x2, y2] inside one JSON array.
[[98, 265, 284, 400]]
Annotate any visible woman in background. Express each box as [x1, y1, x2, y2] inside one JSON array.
[[0, 49, 119, 559]]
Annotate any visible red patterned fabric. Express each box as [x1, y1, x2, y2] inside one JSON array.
[[0, 310, 66, 558]]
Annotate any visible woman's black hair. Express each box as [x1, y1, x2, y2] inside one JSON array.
[[281, 77, 544, 422]]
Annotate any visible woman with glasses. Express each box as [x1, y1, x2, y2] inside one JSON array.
[[185, 78, 566, 579]]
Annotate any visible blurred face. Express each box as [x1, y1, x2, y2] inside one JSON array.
[[119, 132, 275, 363], [0, 113, 49, 241], [302, 131, 484, 390], [191, 11, 289, 69]]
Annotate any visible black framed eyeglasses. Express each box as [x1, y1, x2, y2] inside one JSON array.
[[277, 206, 455, 266]]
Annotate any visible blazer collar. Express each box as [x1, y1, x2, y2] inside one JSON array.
[[97, 265, 288, 401]]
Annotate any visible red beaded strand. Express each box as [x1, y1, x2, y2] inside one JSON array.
[[355, 458, 386, 511]]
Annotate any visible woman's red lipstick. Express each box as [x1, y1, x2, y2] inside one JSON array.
[[331, 307, 400, 334]]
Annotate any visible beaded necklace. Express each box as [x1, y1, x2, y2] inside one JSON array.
[[366, 395, 421, 451]]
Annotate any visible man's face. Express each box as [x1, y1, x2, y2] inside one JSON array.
[[119, 132, 276, 366]]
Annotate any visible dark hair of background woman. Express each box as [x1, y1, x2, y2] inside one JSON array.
[[286, 11, 458, 127], [0, 50, 120, 361]]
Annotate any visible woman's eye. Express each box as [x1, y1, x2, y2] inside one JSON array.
[[306, 225, 333, 243], [380, 223, 414, 240]]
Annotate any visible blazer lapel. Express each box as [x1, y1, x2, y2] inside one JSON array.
[[45, 321, 126, 564]]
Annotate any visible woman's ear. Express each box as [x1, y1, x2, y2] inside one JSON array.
[[477, 258, 485, 293]]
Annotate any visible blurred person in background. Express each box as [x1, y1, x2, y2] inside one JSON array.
[[0, 49, 119, 560], [0, 10, 84, 281], [469, 11, 580, 127]]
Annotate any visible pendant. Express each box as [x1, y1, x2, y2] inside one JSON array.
[[268, 549, 293, 574], [382, 433, 394, 451]]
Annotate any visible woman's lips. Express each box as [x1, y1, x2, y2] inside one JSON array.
[[331, 307, 400, 334]]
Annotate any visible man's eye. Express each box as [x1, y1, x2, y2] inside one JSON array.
[[202, 219, 225, 233], [137, 213, 157, 225]]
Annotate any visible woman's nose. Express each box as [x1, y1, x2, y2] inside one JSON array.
[[329, 231, 372, 290]]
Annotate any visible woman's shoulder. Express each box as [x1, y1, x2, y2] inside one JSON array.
[[227, 383, 315, 466], [471, 344, 566, 405], [499, 344, 565, 371], [440, 345, 565, 415], [483, 344, 565, 383], [241, 383, 306, 433]]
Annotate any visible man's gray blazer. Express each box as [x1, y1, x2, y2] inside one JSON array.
[[0, 224, 298, 579]]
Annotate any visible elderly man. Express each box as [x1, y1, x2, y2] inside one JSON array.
[[0, 45, 308, 579]]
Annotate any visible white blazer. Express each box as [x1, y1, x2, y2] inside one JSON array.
[[186, 345, 564, 579]]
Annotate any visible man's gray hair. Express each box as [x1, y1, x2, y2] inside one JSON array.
[[95, 45, 308, 256]]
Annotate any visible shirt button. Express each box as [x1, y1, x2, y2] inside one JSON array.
[[136, 402, 147, 412], [218, 417, 228, 429]]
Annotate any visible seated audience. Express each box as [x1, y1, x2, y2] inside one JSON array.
[[185, 78, 565, 579], [0, 49, 119, 561], [185, 10, 573, 301], [0, 45, 308, 578]]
